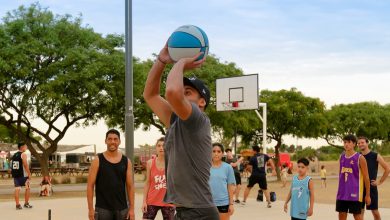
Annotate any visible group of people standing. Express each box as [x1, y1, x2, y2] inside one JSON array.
[[85, 39, 390, 220], [283, 134, 390, 220], [9, 37, 389, 220]]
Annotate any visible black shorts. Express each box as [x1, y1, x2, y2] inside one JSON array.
[[216, 205, 229, 213], [362, 187, 379, 210], [234, 172, 241, 185], [175, 207, 219, 220], [14, 177, 28, 187], [336, 200, 362, 214], [291, 217, 306, 220], [247, 174, 267, 190]]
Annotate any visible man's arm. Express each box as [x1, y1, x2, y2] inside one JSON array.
[[21, 153, 31, 179], [142, 160, 152, 213], [126, 159, 135, 220], [375, 154, 390, 186], [87, 157, 99, 220], [359, 156, 371, 206], [143, 44, 174, 127], [165, 53, 205, 120], [230, 157, 244, 168]]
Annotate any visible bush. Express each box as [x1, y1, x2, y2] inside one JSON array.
[[75, 176, 88, 183], [51, 177, 60, 184], [61, 176, 71, 184]]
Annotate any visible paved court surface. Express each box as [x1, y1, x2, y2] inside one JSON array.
[[1, 196, 389, 220]]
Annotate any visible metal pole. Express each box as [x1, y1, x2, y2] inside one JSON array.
[[234, 127, 237, 156], [255, 103, 267, 154], [125, 0, 134, 162], [262, 103, 267, 154]]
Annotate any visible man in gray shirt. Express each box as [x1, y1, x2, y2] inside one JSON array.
[[143, 43, 218, 220]]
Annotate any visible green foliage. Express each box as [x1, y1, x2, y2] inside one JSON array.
[[292, 147, 317, 161], [316, 146, 343, 161], [61, 176, 71, 184], [105, 54, 256, 140], [241, 88, 327, 180], [377, 142, 390, 156], [75, 176, 88, 183], [324, 102, 390, 146], [0, 4, 124, 175]]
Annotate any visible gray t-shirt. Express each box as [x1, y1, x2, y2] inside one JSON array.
[[164, 103, 214, 208]]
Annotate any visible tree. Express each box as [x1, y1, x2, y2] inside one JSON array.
[[105, 54, 257, 141], [324, 102, 390, 147], [0, 4, 124, 176], [0, 124, 41, 143], [245, 88, 327, 180]]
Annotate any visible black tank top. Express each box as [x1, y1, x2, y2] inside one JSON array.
[[11, 152, 24, 178], [95, 153, 128, 211], [363, 151, 378, 181]]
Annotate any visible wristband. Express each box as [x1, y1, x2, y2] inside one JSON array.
[[157, 56, 167, 65]]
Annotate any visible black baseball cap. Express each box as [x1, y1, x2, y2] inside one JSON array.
[[183, 77, 210, 108]]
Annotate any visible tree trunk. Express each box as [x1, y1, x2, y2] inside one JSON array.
[[274, 139, 282, 181], [39, 154, 50, 177]]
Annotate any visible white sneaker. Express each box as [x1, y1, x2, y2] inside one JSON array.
[[267, 202, 272, 208], [241, 201, 246, 206]]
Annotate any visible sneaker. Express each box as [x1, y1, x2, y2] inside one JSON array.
[[234, 199, 240, 204], [267, 202, 272, 208], [16, 204, 22, 210], [24, 203, 33, 208], [241, 201, 246, 206]]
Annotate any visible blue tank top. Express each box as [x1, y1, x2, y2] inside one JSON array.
[[290, 175, 311, 219]]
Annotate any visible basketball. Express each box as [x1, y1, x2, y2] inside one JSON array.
[[167, 25, 209, 62]]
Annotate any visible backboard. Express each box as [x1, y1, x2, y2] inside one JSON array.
[[216, 74, 259, 111]]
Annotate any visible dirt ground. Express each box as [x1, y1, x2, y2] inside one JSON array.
[[1, 158, 389, 207], [2, 178, 389, 208]]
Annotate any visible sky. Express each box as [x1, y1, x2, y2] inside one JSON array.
[[1, 0, 390, 151]]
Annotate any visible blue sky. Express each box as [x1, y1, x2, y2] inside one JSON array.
[[1, 0, 390, 148]]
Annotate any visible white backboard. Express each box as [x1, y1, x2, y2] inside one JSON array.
[[216, 74, 259, 111]]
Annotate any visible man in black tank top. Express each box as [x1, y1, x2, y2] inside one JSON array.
[[358, 136, 390, 220], [11, 142, 32, 210], [87, 129, 135, 220]]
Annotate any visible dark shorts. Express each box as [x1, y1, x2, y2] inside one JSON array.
[[321, 178, 326, 180], [95, 207, 128, 220], [14, 177, 28, 187], [216, 205, 229, 213], [362, 187, 379, 210], [291, 217, 306, 220], [336, 200, 362, 214], [247, 174, 267, 190], [175, 207, 219, 220], [143, 205, 175, 220], [234, 172, 241, 185]]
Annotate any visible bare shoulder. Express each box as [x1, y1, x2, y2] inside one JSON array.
[[146, 159, 153, 167], [90, 156, 100, 167]]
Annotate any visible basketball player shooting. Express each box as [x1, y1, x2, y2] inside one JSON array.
[[143, 42, 219, 219]]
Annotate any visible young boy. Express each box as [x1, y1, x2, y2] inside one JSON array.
[[336, 134, 371, 220], [320, 165, 327, 188], [281, 164, 288, 188], [284, 158, 314, 220]]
